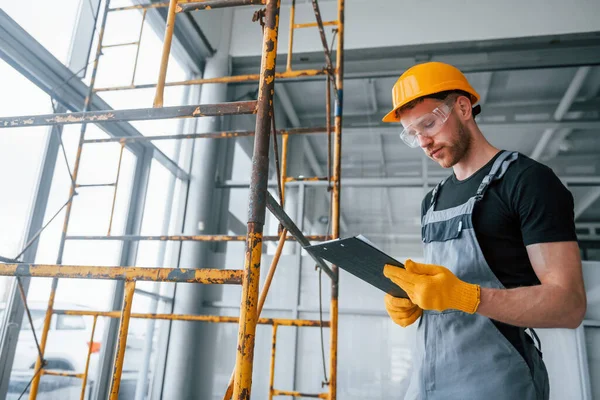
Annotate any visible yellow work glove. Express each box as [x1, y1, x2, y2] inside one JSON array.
[[384, 295, 422, 327], [383, 259, 480, 314]]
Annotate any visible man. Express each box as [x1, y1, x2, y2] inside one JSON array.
[[380, 61, 587, 399]]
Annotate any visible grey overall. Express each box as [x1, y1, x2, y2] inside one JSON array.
[[405, 151, 550, 400]]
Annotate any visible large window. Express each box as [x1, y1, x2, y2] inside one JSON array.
[[2, 1, 82, 65], [2, 1, 192, 398]]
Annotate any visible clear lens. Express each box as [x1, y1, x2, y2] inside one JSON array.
[[399, 100, 454, 148]]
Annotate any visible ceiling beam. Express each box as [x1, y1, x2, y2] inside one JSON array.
[[530, 66, 592, 161], [575, 187, 600, 220], [477, 72, 494, 105]]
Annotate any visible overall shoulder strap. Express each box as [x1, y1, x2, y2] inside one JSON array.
[[475, 151, 519, 201]]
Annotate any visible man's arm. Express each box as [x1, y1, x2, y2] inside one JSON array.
[[477, 241, 586, 329]]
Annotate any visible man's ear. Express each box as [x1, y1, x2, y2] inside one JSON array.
[[455, 96, 473, 121]]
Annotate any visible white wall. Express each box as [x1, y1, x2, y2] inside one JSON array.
[[230, 0, 600, 57]]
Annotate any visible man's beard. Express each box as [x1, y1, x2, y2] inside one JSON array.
[[438, 122, 471, 168]]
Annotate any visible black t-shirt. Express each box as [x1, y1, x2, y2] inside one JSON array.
[[421, 150, 577, 358]]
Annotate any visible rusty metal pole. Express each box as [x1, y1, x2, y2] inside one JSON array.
[[80, 315, 98, 400], [268, 324, 278, 400], [223, 229, 287, 399], [153, 0, 178, 107], [28, 1, 112, 398], [329, 1, 344, 399], [232, 0, 281, 398], [109, 280, 136, 399]]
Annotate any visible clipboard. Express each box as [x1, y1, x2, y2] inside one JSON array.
[[304, 235, 408, 298]]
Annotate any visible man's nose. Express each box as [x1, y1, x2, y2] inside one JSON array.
[[418, 134, 433, 149]]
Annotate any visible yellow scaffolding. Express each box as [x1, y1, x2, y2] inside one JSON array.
[[0, 0, 344, 398]]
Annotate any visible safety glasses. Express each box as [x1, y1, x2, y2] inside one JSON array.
[[399, 98, 456, 148]]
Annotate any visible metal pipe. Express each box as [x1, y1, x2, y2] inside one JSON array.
[[54, 309, 331, 327], [92, 69, 328, 92], [131, 10, 147, 85], [285, 176, 328, 182], [65, 234, 329, 241], [153, 0, 178, 107], [0, 101, 258, 128], [329, 0, 344, 397], [80, 315, 98, 400], [223, 229, 288, 399], [29, 2, 113, 397], [233, 1, 281, 398], [280, 134, 289, 203], [108, 142, 125, 235], [177, 0, 266, 12], [102, 41, 139, 48], [326, 73, 332, 182], [109, 280, 136, 399], [28, 278, 57, 400], [42, 370, 85, 379], [76, 182, 116, 188], [310, 0, 334, 75], [0, 264, 244, 284], [286, 0, 296, 71], [293, 21, 337, 29], [83, 126, 331, 143], [268, 324, 278, 400], [271, 389, 328, 398]]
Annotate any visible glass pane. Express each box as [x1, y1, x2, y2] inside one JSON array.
[[56, 315, 86, 330], [3, 1, 81, 64]]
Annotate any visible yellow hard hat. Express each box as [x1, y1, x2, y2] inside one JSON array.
[[382, 62, 480, 123]]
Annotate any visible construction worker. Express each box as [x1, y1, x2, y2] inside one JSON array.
[[381, 62, 587, 399]]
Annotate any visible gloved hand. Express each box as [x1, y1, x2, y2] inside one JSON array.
[[384, 259, 480, 314], [384, 295, 422, 327]]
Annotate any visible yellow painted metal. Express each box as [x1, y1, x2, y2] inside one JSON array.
[[233, 230, 263, 399], [109, 280, 136, 399], [286, 0, 296, 71], [42, 370, 85, 379], [329, 1, 344, 398], [293, 21, 337, 29], [131, 9, 147, 85], [280, 134, 289, 203], [257, 229, 287, 314], [153, 0, 178, 107], [268, 324, 278, 400], [93, 69, 329, 92], [223, 228, 288, 399], [285, 176, 327, 182], [15, 0, 344, 398], [58, 309, 330, 327], [80, 315, 98, 400], [28, 278, 57, 399], [271, 389, 328, 398], [65, 234, 328, 242], [108, 142, 125, 236], [0, 264, 244, 284]]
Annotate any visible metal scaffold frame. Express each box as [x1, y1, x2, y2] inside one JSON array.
[[0, 0, 344, 399]]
